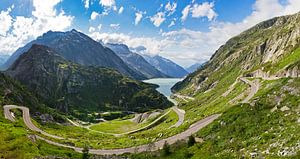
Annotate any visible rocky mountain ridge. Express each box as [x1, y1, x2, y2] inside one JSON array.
[[5, 44, 172, 119], [105, 43, 168, 79], [173, 12, 300, 94], [2, 29, 146, 80]]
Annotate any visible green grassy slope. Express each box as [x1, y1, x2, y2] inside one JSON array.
[[0, 73, 65, 121], [0, 109, 81, 159], [152, 12, 300, 158], [173, 12, 300, 95], [6, 44, 172, 121], [129, 78, 300, 158], [0, 73, 82, 158], [34, 109, 178, 149]]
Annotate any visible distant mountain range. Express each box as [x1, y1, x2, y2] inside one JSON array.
[[105, 43, 169, 79], [1, 29, 189, 80], [2, 29, 145, 80], [185, 62, 205, 73], [5, 44, 172, 119], [142, 55, 188, 78]]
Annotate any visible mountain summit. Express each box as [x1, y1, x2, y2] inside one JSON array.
[[173, 12, 300, 94], [2, 29, 145, 80], [5, 44, 172, 117]]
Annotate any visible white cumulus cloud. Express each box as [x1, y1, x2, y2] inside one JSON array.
[[90, 11, 100, 20], [191, 2, 217, 21], [83, 0, 89, 9], [0, 0, 73, 54], [135, 11, 144, 25], [99, 0, 115, 7], [110, 23, 120, 30], [164, 0, 300, 66], [181, 5, 190, 22], [150, 12, 166, 27], [89, 0, 300, 66], [0, 6, 13, 36], [88, 27, 95, 32], [165, 1, 177, 16], [181, 2, 217, 22], [168, 20, 175, 28], [118, 6, 124, 14], [89, 32, 172, 55]]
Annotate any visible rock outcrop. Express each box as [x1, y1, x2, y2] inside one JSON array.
[[173, 12, 300, 94], [5, 44, 172, 117], [2, 29, 146, 80]]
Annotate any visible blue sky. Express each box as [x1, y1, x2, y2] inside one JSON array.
[[1, 0, 300, 67], [1, 0, 240, 34]]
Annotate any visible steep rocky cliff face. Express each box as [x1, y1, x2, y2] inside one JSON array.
[[5, 45, 172, 116], [0, 73, 42, 111], [173, 12, 300, 95], [2, 29, 146, 80], [105, 43, 168, 79], [0, 72, 66, 122]]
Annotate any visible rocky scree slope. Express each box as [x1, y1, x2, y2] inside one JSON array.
[[2, 29, 145, 80], [5, 44, 172, 117], [173, 12, 300, 95]]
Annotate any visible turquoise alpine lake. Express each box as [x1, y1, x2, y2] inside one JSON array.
[[143, 78, 183, 97]]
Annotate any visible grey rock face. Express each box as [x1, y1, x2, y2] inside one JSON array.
[[5, 44, 172, 114], [3, 29, 146, 80], [173, 12, 300, 94]]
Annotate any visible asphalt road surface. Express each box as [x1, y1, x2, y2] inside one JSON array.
[[3, 105, 220, 155], [240, 78, 260, 103], [171, 106, 185, 128], [4, 105, 64, 140]]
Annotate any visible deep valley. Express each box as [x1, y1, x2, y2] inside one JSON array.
[[0, 1, 300, 159]]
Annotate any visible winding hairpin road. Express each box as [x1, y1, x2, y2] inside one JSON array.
[[2, 76, 264, 155], [67, 105, 185, 136], [4, 105, 64, 140], [172, 94, 195, 102], [170, 106, 185, 128], [3, 105, 220, 155]]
